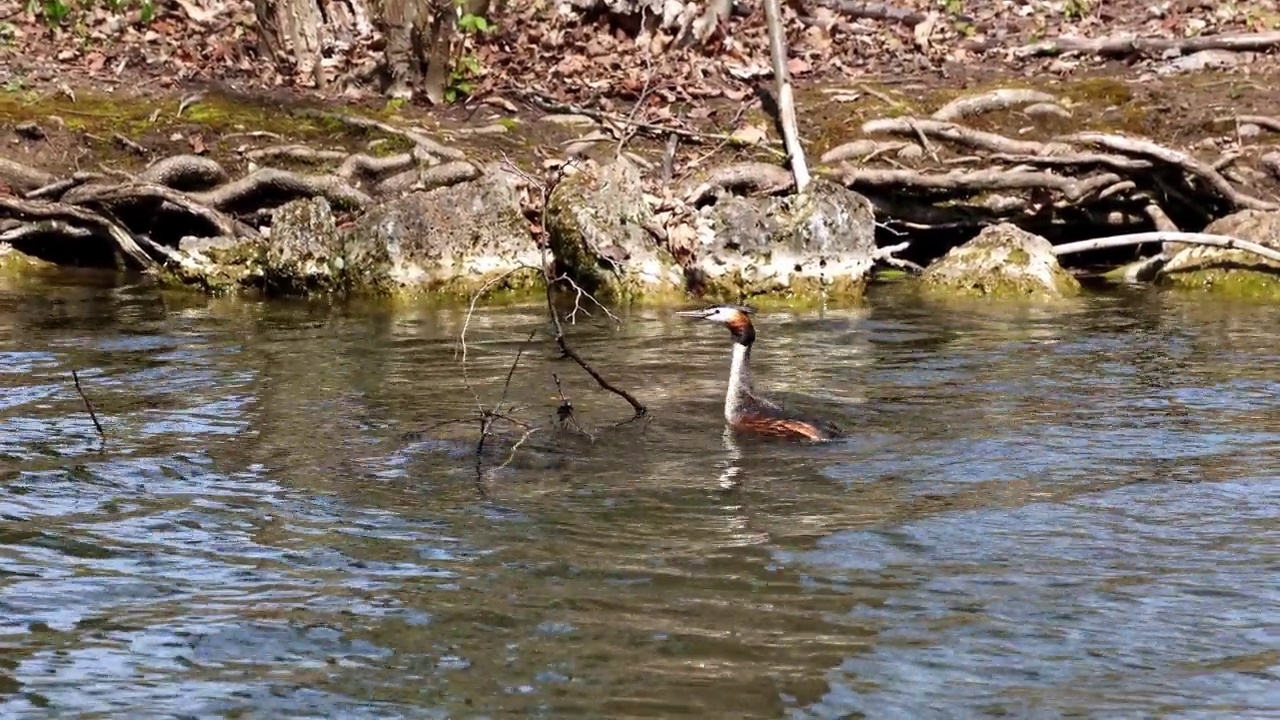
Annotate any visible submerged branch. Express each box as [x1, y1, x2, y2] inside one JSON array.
[[71, 370, 106, 450]]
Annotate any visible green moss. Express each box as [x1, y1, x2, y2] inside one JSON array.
[[1158, 267, 1280, 300], [0, 246, 55, 275]]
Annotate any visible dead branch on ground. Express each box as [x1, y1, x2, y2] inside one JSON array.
[[763, 0, 811, 192], [294, 109, 467, 161], [520, 90, 786, 157]]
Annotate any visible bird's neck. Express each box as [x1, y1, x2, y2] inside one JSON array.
[[726, 340, 753, 422]]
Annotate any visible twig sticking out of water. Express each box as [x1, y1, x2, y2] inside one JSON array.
[[71, 370, 106, 450], [552, 372, 592, 440], [415, 158, 651, 498], [524, 160, 649, 421]]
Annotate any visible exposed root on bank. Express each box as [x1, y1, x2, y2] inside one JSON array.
[[294, 109, 467, 161], [1017, 30, 1280, 60], [681, 162, 794, 204], [0, 158, 56, 194], [521, 90, 787, 155], [0, 195, 156, 269], [0, 139, 487, 273], [827, 108, 1280, 245], [139, 155, 230, 190], [931, 88, 1059, 122]]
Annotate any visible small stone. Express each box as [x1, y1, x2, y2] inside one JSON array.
[[1237, 123, 1263, 140], [14, 122, 44, 140], [896, 144, 924, 163], [1023, 102, 1072, 120]]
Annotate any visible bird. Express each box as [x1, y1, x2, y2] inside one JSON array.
[[675, 304, 843, 442]]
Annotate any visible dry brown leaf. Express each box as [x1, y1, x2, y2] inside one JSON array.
[[731, 124, 769, 144]]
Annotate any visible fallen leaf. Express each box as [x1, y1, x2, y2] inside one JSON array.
[[731, 124, 769, 144], [787, 57, 811, 75]]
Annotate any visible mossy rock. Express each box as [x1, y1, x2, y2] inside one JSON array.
[[157, 172, 547, 301], [545, 158, 684, 304], [920, 223, 1081, 300], [1158, 210, 1280, 299], [694, 179, 877, 304], [345, 167, 541, 299], [156, 235, 268, 296], [258, 197, 347, 295], [0, 244, 57, 276]]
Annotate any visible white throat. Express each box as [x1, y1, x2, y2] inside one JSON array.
[[726, 342, 752, 422]]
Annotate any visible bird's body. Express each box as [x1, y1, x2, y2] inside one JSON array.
[[677, 305, 842, 442]]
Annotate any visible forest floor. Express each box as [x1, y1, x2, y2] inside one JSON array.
[[4, 0, 1280, 126]]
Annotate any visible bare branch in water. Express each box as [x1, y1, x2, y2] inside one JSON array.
[[1052, 232, 1280, 264], [412, 156, 651, 497], [71, 370, 106, 450]]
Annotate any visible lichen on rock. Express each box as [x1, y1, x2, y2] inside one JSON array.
[[920, 223, 1081, 299], [0, 243, 56, 276], [693, 178, 877, 303], [545, 158, 685, 304], [157, 167, 543, 300], [259, 196, 346, 295], [1158, 210, 1280, 298], [345, 165, 541, 297]]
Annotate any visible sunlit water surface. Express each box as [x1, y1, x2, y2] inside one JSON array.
[[1, 272, 1278, 719]]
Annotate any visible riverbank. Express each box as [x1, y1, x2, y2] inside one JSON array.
[[5, 0, 1280, 303]]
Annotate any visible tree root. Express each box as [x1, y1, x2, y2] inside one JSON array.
[[245, 145, 351, 164], [190, 168, 373, 213], [25, 172, 105, 200], [863, 117, 1060, 156], [297, 110, 467, 161], [0, 195, 156, 269], [841, 167, 1118, 203], [681, 162, 795, 204], [338, 152, 417, 181], [837, 109, 1280, 255], [137, 155, 230, 191], [1061, 132, 1278, 211], [0, 157, 56, 194], [819, 139, 910, 164], [931, 89, 1059, 122], [1018, 30, 1280, 60], [58, 181, 253, 240]]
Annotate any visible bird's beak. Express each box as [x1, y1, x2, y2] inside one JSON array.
[[675, 309, 715, 319]]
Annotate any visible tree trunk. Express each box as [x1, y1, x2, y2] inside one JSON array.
[[252, 0, 727, 98], [254, 0, 376, 88]]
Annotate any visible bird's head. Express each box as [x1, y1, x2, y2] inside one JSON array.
[[675, 305, 756, 345]]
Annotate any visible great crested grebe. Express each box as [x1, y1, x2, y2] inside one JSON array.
[[676, 305, 844, 443]]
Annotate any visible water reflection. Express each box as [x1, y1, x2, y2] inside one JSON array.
[[0, 275, 1278, 718]]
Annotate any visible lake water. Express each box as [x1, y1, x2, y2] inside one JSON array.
[[1, 271, 1278, 719]]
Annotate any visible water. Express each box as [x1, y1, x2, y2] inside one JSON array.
[[1, 272, 1278, 719]]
